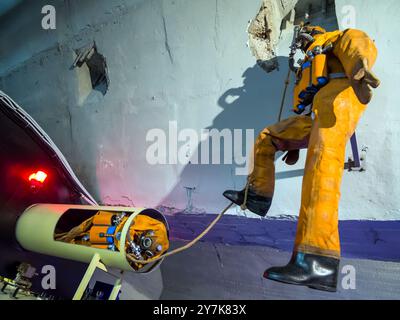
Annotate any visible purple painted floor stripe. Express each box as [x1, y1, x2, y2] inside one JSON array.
[[165, 214, 400, 262]]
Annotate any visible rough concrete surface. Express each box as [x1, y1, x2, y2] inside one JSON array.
[[247, 0, 297, 72], [0, 0, 398, 220], [161, 241, 400, 300]]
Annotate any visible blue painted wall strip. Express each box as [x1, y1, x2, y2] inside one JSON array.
[[165, 214, 400, 262]]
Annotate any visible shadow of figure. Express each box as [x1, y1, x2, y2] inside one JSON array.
[[159, 57, 295, 214]]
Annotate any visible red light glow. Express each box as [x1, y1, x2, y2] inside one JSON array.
[[29, 171, 48, 184]]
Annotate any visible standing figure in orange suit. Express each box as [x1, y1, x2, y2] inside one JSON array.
[[223, 25, 380, 292]]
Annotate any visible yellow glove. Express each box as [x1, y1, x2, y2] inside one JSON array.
[[351, 57, 381, 104]]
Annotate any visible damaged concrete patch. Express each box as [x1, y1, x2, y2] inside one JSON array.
[[73, 43, 110, 96], [247, 0, 298, 72]]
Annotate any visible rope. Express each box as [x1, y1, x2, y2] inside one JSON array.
[[126, 202, 234, 265], [240, 67, 291, 212], [240, 182, 250, 211], [60, 65, 293, 268], [278, 69, 291, 122]]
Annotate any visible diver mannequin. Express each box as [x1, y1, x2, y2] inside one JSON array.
[[223, 24, 380, 291]]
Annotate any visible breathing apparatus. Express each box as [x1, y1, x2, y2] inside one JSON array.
[[288, 24, 333, 115], [289, 24, 320, 72]]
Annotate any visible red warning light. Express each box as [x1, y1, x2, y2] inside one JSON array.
[[28, 171, 48, 184]]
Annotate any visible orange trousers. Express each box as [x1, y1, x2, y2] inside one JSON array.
[[249, 78, 366, 258]]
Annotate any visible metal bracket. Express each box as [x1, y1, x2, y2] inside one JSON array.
[[345, 133, 365, 171], [277, 132, 365, 179]]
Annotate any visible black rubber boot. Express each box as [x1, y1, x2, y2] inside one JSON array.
[[223, 188, 272, 217], [263, 252, 340, 292]]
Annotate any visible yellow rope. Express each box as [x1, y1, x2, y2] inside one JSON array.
[[126, 202, 234, 265], [240, 67, 291, 213], [278, 69, 291, 122], [127, 68, 292, 266], [240, 182, 250, 211]]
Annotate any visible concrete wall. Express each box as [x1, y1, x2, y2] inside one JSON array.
[[0, 0, 398, 221]]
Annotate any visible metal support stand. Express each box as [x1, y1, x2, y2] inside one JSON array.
[[108, 278, 122, 300], [277, 132, 365, 179], [73, 253, 122, 301], [345, 133, 363, 171]]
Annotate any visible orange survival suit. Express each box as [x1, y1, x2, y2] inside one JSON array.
[[223, 25, 380, 291]]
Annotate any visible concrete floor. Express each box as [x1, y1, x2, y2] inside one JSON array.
[[2, 241, 399, 300], [88, 267, 164, 300], [160, 241, 400, 300]]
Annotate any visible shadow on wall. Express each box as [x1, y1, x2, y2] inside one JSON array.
[[159, 57, 293, 213]]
